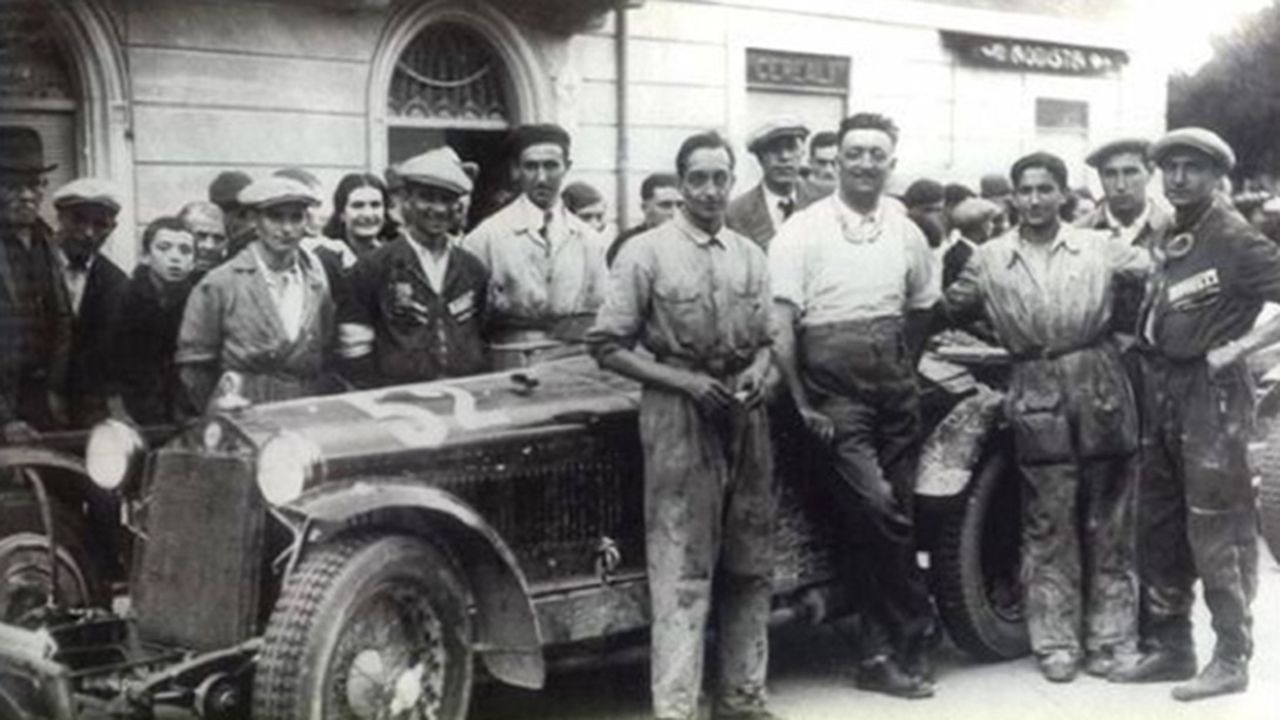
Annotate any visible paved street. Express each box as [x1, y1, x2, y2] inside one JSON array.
[[473, 542, 1280, 720]]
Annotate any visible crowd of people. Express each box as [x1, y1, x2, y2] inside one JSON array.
[[2, 107, 1279, 720]]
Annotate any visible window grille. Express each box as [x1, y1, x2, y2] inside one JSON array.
[[388, 22, 512, 129], [0, 0, 76, 104]]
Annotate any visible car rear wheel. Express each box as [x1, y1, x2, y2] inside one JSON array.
[[254, 534, 474, 720], [931, 449, 1030, 661], [0, 486, 101, 625], [1255, 401, 1280, 565]]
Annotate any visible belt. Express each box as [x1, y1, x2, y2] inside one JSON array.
[[1007, 335, 1109, 363], [656, 354, 751, 379]]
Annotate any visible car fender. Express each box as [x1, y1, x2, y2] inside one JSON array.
[[286, 480, 546, 690], [917, 382, 1005, 498], [0, 447, 87, 480]]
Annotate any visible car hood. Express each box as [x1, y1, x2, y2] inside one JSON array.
[[219, 355, 640, 466]]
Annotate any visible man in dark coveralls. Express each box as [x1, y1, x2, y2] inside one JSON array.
[[1111, 128, 1280, 701], [0, 127, 72, 443], [337, 147, 490, 387], [588, 131, 778, 720]]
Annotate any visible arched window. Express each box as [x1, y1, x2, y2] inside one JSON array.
[[1, 0, 81, 216], [385, 21, 520, 226]]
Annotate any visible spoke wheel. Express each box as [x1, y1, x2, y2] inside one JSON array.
[[254, 535, 473, 720], [0, 488, 102, 625]]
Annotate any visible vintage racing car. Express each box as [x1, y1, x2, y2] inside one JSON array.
[[0, 347, 1023, 719]]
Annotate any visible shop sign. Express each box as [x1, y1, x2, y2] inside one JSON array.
[[746, 48, 849, 94], [942, 31, 1128, 76]]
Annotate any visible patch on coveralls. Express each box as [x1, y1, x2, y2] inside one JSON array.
[[1167, 268, 1220, 310]]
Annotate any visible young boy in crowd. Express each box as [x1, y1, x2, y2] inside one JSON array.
[[108, 216, 197, 425]]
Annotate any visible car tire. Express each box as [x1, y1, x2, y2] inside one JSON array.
[[253, 534, 474, 720], [1256, 409, 1280, 565], [930, 449, 1030, 661], [0, 485, 103, 624]]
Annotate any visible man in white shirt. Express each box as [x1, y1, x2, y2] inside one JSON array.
[[463, 124, 606, 363], [770, 112, 939, 699]]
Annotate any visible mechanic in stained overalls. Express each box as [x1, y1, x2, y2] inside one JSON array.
[[940, 152, 1150, 683], [1110, 128, 1280, 701], [587, 130, 779, 720]]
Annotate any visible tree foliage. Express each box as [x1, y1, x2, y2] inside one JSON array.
[[1169, 1, 1280, 178]]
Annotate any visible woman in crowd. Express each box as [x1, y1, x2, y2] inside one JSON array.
[[312, 172, 401, 287]]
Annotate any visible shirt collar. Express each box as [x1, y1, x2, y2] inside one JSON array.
[[250, 242, 303, 283], [673, 210, 724, 248], [514, 193, 562, 233], [762, 183, 796, 206], [1006, 225, 1081, 267], [1103, 201, 1151, 232], [56, 248, 95, 273], [831, 193, 883, 225]]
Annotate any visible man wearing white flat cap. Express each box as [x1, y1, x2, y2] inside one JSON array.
[[177, 176, 335, 409], [338, 147, 490, 387], [728, 115, 814, 249], [1113, 127, 1280, 701], [50, 177, 129, 428]]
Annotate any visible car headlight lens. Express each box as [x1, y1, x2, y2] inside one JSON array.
[[86, 419, 146, 491], [257, 431, 323, 506]]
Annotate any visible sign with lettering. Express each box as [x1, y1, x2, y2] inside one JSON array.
[[746, 49, 850, 94], [942, 32, 1128, 76]]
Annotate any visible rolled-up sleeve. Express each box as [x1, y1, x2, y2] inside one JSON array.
[[903, 223, 941, 310], [586, 241, 652, 361], [175, 277, 223, 365], [768, 221, 805, 311]]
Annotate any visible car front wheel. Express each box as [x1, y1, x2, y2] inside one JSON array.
[[254, 534, 474, 720], [930, 448, 1030, 661]]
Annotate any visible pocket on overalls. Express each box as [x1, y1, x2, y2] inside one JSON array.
[[653, 283, 708, 351], [1076, 365, 1138, 459], [1009, 380, 1073, 464]]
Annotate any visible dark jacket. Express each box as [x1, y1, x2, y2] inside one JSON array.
[[110, 266, 194, 425], [0, 221, 72, 429], [64, 254, 130, 429], [726, 182, 828, 250]]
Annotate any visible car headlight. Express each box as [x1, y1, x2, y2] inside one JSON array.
[[86, 420, 146, 491], [256, 431, 324, 506]]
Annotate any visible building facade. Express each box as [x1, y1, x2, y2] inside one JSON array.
[[2, 0, 1164, 267]]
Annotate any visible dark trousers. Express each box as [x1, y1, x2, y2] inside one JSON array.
[[801, 318, 934, 660], [1138, 354, 1258, 661]]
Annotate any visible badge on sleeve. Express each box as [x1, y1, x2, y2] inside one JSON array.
[[1167, 268, 1220, 310], [448, 291, 476, 322]]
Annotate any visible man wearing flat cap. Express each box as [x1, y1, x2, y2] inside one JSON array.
[[940, 151, 1149, 684], [1077, 138, 1171, 349], [337, 147, 490, 387], [208, 169, 255, 259], [177, 176, 335, 409], [0, 126, 73, 443], [50, 177, 130, 429], [463, 123, 607, 366], [728, 115, 820, 249], [1112, 128, 1280, 701]]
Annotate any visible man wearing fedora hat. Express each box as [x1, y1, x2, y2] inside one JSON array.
[[727, 115, 816, 250], [1112, 128, 1280, 700], [337, 147, 490, 387], [0, 126, 73, 443], [50, 177, 129, 429], [177, 176, 336, 410]]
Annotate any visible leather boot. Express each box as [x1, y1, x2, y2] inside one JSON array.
[[855, 657, 934, 699], [1171, 657, 1248, 702], [1037, 651, 1079, 683], [1109, 647, 1197, 683]]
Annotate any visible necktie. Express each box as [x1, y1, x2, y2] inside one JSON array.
[[539, 210, 552, 247], [779, 197, 795, 221]]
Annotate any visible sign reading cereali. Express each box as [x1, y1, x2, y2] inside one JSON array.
[[747, 48, 850, 93], [942, 31, 1128, 76]]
